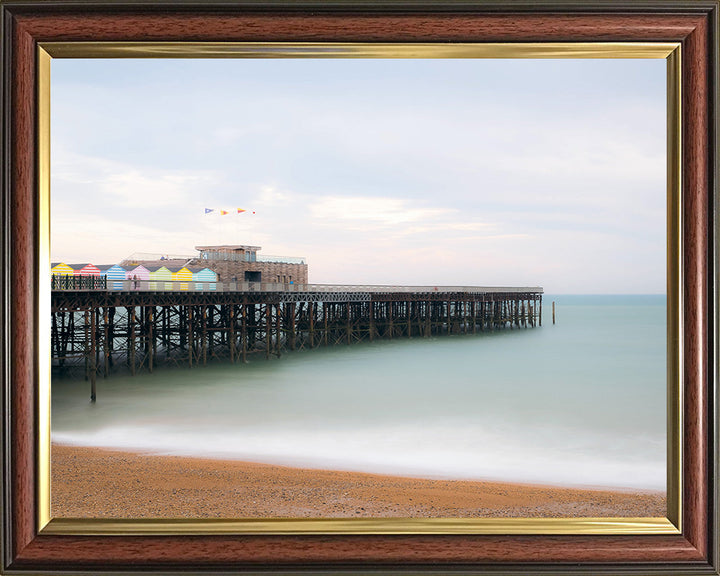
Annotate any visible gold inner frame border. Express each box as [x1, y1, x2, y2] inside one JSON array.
[[36, 41, 682, 536]]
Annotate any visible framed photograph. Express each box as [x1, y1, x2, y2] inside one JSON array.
[[1, 1, 717, 574]]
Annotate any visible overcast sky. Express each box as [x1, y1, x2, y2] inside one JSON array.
[[51, 57, 666, 293]]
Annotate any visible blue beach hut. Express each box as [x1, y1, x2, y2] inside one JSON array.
[[97, 264, 127, 290], [190, 266, 217, 291]]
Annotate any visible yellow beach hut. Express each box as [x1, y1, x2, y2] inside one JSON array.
[[51, 262, 74, 276], [51, 262, 75, 289], [168, 265, 193, 291]]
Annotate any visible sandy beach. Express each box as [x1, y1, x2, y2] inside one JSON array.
[[51, 445, 666, 519]]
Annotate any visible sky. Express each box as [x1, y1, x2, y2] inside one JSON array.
[[51, 57, 666, 293]]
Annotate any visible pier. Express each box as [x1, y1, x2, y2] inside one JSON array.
[[50, 282, 543, 398]]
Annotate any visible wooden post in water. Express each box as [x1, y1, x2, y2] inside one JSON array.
[[265, 304, 272, 359], [202, 306, 208, 365], [275, 303, 282, 357], [188, 306, 193, 368], [309, 302, 316, 348], [90, 308, 97, 402], [148, 307, 154, 373], [529, 301, 534, 327], [369, 301, 375, 341], [103, 308, 109, 378], [187, 306, 195, 368], [445, 299, 450, 334], [346, 302, 352, 345], [388, 301, 394, 339], [130, 307, 136, 376], [552, 301, 556, 325], [539, 296, 543, 326], [289, 302, 296, 350], [407, 302, 412, 338], [424, 300, 431, 337], [241, 303, 248, 363], [84, 310, 89, 382], [323, 303, 328, 346], [229, 306, 236, 363]]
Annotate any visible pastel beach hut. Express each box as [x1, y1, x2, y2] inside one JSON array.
[[51, 262, 74, 276], [71, 263, 103, 289], [125, 264, 150, 290], [190, 266, 217, 291], [97, 264, 127, 290], [51, 262, 74, 290], [71, 263, 101, 277], [147, 265, 172, 290], [168, 265, 193, 291]]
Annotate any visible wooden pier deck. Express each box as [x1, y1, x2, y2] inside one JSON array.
[[50, 283, 543, 398]]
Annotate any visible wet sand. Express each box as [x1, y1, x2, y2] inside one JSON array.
[[51, 445, 666, 519]]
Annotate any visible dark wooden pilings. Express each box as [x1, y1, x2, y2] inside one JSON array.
[[50, 290, 543, 386]]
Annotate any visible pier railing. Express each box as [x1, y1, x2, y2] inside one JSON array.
[[51, 274, 107, 291], [51, 279, 543, 294], [256, 255, 307, 265]]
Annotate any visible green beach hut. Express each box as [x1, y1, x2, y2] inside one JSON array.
[[147, 265, 172, 290]]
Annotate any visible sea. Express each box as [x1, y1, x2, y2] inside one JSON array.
[[51, 294, 667, 491]]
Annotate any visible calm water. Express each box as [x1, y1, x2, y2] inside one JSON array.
[[52, 295, 667, 490]]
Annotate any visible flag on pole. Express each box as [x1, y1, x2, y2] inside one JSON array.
[[237, 208, 246, 213], [220, 210, 229, 215], [204, 208, 214, 214]]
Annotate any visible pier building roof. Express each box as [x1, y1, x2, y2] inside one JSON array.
[[195, 245, 261, 252]]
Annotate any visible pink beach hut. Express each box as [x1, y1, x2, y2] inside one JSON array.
[[71, 263, 101, 277], [125, 264, 150, 290]]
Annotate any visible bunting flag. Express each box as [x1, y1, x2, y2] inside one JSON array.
[[204, 208, 256, 215]]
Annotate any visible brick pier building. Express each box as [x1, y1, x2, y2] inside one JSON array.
[[189, 245, 308, 284]]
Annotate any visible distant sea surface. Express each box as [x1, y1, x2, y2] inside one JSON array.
[[52, 294, 667, 490]]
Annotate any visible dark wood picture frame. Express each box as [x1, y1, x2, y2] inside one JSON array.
[[1, 1, 717, 574]]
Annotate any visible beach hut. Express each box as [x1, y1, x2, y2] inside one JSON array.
[[168, 265, 193, 291], [71, 263, 101, 276], [147, 265, 172, 290], [97, 264, 127, 290], [51, 262, 75, 290], [68, 263, 103, 289], [189, 266, 217, 291], [51, 262, 74, 276], [125, 264, 150, 290]]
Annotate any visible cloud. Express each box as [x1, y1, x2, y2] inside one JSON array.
[[52, 149, 220, 211], [253, 186, 293, 208], [310, 196, 455, 227], [50, 214, 197, 263]]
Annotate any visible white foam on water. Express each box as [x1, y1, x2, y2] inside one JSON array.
[[53, 419, 665, 490]]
